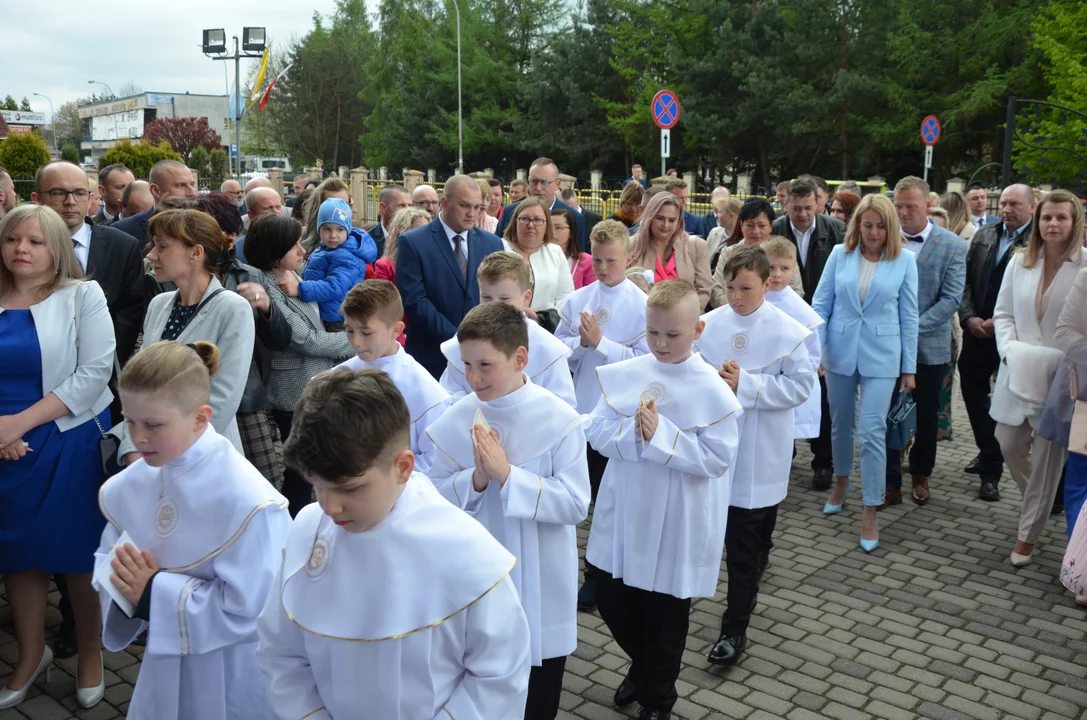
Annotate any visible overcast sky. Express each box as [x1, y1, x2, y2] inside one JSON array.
[[1, 1, 343, 118]]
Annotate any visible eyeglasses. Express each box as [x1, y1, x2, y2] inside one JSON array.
[[551, 223, 570, 232], [527, 178, 553, 187], [413, 199, 440, 207], [43, 188, 90, 201], [517, 217, 547, 226]]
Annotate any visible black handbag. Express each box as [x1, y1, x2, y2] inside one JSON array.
[[74, 283, 122, 477]]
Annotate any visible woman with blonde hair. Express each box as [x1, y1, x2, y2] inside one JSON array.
[[373, 206, 430, 346], [630, 192, 713, 307], [811, 193, 918, 552], [300, 177, 352, 253], [706, 196, 743, 261], [502, 197, 575, 331], [992, 190, 1087, 568], [938, 191, 976, 242], [608, 182, 644, 228], [474, 178, 499, 234], [0, 204, 115, 709]]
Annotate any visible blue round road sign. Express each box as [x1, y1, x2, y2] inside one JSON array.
[[652, 90, 680, 130], [921, 115, 941, 146]]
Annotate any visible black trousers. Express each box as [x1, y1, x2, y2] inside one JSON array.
[[721, 504, 777, 636], [271, 409, 314, 517], [525, 656, 566, 720], [596, 571, 690, 712], [809, 375, 834, 472], [887, 363, 942, 489], [959, 333, 1005, 480], [582, 446, 609, 586]]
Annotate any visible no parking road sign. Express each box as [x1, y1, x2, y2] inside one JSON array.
[[921, 115, 941, 146], [652, 90, 680, 129]]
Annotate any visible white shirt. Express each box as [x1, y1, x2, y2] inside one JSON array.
[[438, 213, 469, 257], [791, 222, 815, 266], [901, 219, 934, 255], [71, 221, 92, 272], [972, 214, 987, 228], [501, 240, 575, 311], [858, 257, 879, 304]]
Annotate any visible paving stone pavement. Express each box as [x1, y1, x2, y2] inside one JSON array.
[[2, 394, 1086, 719]]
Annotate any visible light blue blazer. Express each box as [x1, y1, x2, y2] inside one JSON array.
[[812, 244, 919, 379]]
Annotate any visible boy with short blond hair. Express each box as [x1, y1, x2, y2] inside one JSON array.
[[440, 252, 576, 408], [427, 302, 591, 720], [334, 279, 452, 472], [586, 279, 742, 718]]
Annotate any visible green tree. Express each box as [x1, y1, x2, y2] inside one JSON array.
[[54, 99, 87, 149], [0, 132, 52, 199], [209, 148, 228, 178], [19, 97, 32, 111], [61, 143, 80, 164], [189, 146, 211, 178], [1, 95, 17, 111], [98, 139, 182, 178]]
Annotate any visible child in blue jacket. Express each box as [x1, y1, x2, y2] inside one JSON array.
[[299, 198, 377, 331]]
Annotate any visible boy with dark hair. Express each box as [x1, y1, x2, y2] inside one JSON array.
[[333, 279, 452, 473], [697, 246, 816, 667], [587, 279, 742, 720], [257, 368, 531, 719], [427, 302, 591, 720], [440, 252, 576, 408]]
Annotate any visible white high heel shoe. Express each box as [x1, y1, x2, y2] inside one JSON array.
[[0, 645, 54, 709], [76, 654, 105, 709]]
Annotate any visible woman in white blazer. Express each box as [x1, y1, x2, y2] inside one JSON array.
[[0, 205, 115, 710], [502, 196, 575, 332], [118, 209, 255, 464], [992, 190, 1087, 568]]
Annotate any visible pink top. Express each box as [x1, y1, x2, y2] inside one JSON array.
[[654, 253, 678, 282], [569, 252, 597, 290], [373, 258, 406, 347]]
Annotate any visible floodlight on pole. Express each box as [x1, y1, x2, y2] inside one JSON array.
[[203, 27, 269, 178]]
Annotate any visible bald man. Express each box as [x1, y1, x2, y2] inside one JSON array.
[[120, 180, 154, 219], [396, 175, 503, 377], [221, 179, 244, 209], [958, 183, 1037, 502], [235, 187, 284, 263], [0, 167, 15, 218], [112, 159, 197, 245], [412, 184, 441, 218]]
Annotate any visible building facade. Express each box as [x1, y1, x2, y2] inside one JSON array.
[[78, 92, 229, 164]]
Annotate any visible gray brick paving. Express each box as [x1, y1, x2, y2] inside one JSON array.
[[2, 394, 1086, 718]]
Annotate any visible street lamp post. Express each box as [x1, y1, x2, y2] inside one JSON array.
[[32, 93, 55, 153], [449, 0, 463, 174], [87, 80, 115, 99], [88, 81, 119, 142], [202, 28, 266, 178]]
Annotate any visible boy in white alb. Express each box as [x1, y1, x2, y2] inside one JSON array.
[[257, 368, 531, 719], [428, 302, 591, 720], [440, 252, 577, 408], [332, 280, 452, 473], [95, 341, 291, 720], [763, 236, 824, 441], [696, 245, 816, 668], [555, 219, 650, 610], [586, 279, 742, 720]]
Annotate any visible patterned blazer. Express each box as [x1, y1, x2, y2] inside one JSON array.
[[257, 270, 354, 411], [911, 223, 967, 365]]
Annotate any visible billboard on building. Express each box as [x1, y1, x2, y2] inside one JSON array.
[[1, 110, 47, 126], [91, 109, 144, 141]]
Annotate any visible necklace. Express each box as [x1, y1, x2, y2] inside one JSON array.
[[154, 452, 210, 538]]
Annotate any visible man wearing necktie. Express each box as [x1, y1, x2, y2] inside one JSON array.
[[957, 184, 1036, 501], [884, 177, 967, 508]]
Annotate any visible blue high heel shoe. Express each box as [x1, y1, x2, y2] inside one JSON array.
[[860, 520, 880, 553], [823, 482, 852, 515]]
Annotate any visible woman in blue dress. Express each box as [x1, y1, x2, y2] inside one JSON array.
[[0, 204, 116, 710]]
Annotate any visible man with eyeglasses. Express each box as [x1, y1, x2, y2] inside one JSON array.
[[495, 156, 587, 250], [396, 175, 504, 378], [412, 184, 441, 218], [29, 160, 147, 660], [112, 159, 197, 246], [94, 163, 135, 226]]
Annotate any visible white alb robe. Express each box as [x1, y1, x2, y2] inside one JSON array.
[[555, 278, 651, 413], [766, 286, 824, 438], [332, 347, 452, 473], [697, 302, 815, 509], [94, 427, 291, 720], [585, 353, 742, 599], [440, 314, 577, 409], [256, 474, 531, 720], [427, 378, 591, 664]]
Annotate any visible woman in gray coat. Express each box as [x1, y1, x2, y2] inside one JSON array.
[[244, 213, 353, 514]]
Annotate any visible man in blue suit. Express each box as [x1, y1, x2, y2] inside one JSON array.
[[396, 175, 504, 378], [495, 157, 587, 250], [967, 186, 1000, 229], [885, 176, 967, 507], [112, 159, 197, 245]]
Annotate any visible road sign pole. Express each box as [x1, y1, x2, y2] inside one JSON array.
[[651, 89, 681, 179]]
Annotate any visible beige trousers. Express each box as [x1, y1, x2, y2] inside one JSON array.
[[995, 421, 1068, 544]]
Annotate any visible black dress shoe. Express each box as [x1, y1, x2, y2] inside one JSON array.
[[577, 578, 598, 612], [52, 621, 78, 659], [614, 676, 636, 706], [707, 633, 747, 666], [966, 456, 1002, 476], [978, 479, 1000, 502], [811, 467, 833, 491], [637, 709, 671, 720]]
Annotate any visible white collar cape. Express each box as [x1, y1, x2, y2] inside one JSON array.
[[558, 278, 648, 346], [765, 287, 824, 330], [99, 426, 287, 573], [441, 314, 570, 383], [697, 302, 811, 372], [334, 348, 450, 423], [595, 352, 742, 430], [425, 376, 587, 471], [280, 474, 516, 641]]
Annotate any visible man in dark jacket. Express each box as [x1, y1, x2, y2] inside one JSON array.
[[93, 163, 134, 226], [111, 159, 197, 245], [366, 184, 411, 258], [958, 184, 1036, 501], [773, 178, 847, 490]]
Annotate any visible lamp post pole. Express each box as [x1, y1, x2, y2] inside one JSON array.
[[450, 0, 463, 174], [235, 36, 242, 178], [87, 81, 114, 99], [32, 93, 55, 153]]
